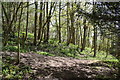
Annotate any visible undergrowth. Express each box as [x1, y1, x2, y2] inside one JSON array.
[[2, 37, 119, 62], [2, 56, 32, 79]]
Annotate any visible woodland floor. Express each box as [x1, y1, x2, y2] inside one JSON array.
[[1, 51, 119, 80]]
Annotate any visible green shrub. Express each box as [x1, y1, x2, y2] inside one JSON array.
[[48, 39, 55, 44], [20, 49, 28, 53], [3, 63, 31, 79], [69, 43, 78, 49], [3, 45, 28, 53], [65, 53, 74, 57], [27, 33, 34, 38], [60, 46, 69, 53], [8, 41, 17, 45], [37, 42, 81, 58], [81, 47, 92, 55], [15, 32, 34, 39], [48, 39, 59, 44], [37, 51, 55, 56], [3, 46, 18, 52]]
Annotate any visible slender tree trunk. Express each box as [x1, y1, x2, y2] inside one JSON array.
[[105, 39, 109, 58], [37, 2, 56, 45], [34, 2, 38, 45], [25, 2, 29, 41], [44, 2, 55, 43], [44, 2, 48, 43], [76, 19, 79, 45], [38, 2, 43, 40], [98, 35, 102, 51], [16, 4, 23, 64], [1, 4, 5, 46], [45, 2, 49, 42], [79, 23, 83, 48], [13, 13, 17, 37], [70, 3, 75, 44], [58, 2, 61, 43], [93, 24, 97, 57], [93, 1, 97, 57], [102, 36, 105, 51], [87, 26, 90, 47], [67, 2, 70, 45], [81, 20, 87, 52], [55, 10, 58, 39], [39, 3, 45, 44], [2, 3, 22, 46], [2, 3, 10, 46]]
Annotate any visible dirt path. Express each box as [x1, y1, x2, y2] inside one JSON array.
[[1, 52, 118, 80]]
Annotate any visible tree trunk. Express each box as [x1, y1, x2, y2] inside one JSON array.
[[34, 2, 38, 45], [58, 2, 61, 43], [44, 2, 48, 43], [70, 3, 75, 44], [25, 2, 29, 41], [105, 39, 109, 58], [44, 2, 55, 43], [81, 20, 87, 52], [87, 26, 90, 47], [2, 3, 22, 46], [93, 25, 97, 57], [38, 2, 43, 40], [75, 18, 79, 45], [67, 2, 70, 45], [39, 3, 46, 44], [55, 9, 58, 39], [79, 23, 83, 48], [16, 4, 23, 64], [93, 2, 97, 57]]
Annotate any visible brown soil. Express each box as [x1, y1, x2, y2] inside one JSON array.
[[1, 51, 119, 80]]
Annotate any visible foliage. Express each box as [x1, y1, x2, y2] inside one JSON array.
[[3, 39, 119, 62], [81, 47, 92, 55], [8, 41, 17, 45], [37, 51, 55, 56], [3, 46, 18, 52], [48, 39, 59, 44], [2, 45, 28, 53], [1, 2, 120, 79], [102, 60, 119, 68], [37, 41, 80, 58], [15, 32, 34, 39], [2, 55, 32, 79], [69, 43, 79, 49], [3, 61, 31, 79]]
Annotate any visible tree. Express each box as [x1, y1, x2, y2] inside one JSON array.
[[25, 2, 29, 41], [58, 2, 61, 43], [2, 2, 22, 46], [16, 2, 23, 64], [70, 3, 75, 44], [38, 2, 43, 40], [93, 23, 97, 57], [81, 19, 88, 52], [43, 2, 48, 43], [33, 1, 38, 45], [67, 2, 70, 45]]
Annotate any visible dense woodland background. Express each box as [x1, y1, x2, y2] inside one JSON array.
[[1, 1, 120, 79]]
